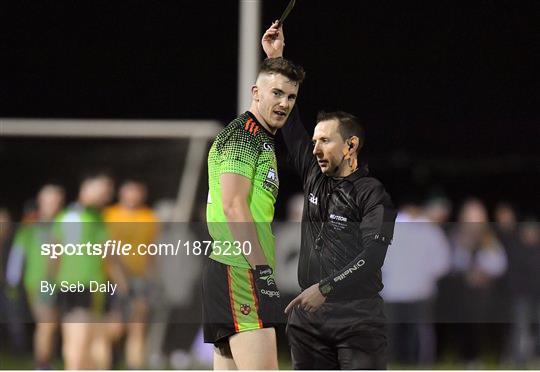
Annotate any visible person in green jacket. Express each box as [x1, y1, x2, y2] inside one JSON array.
[[7, 184, 65, 369]]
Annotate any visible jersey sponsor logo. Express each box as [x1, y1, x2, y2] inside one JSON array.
[[330, 213, 348, 222], [262, 142, 273, 151], [333, 259, 366, 282], [309, 193, 318, 205], [240, 303, 251, 315], [244, 118, 260, 136]]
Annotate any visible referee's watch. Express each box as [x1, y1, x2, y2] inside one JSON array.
[[318, 280, 333, 296]]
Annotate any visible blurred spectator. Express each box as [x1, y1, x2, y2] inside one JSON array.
[[504, 218, 540, 366], [52, 172, 116, 369], [493, 202, 520, 275], [0, 207, 12, 285], [6, 184, 65, 368], [425, 195, 461, 363], [0, 208, 13, 283], [449, 198, 507, 366], [145, 200, 206, 369], [493, 203, 520, 364], [0, 207, 25, 354], [424, 195, 452, 227], [494, 202, 518, 235], [382, 201, 451, 365], [104, 180, 159, 369]]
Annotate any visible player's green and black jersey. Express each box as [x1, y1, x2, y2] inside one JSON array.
[[207, 112, 278, 269], [11, 223, 55, 294], [53, 204, 108, 285]]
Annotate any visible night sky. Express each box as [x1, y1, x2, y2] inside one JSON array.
[[1, 0, 539, 219]]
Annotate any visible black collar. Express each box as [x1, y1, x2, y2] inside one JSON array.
[[331, 163, 370, 183]]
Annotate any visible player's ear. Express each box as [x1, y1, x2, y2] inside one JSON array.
[[251, 85, 260, 101]]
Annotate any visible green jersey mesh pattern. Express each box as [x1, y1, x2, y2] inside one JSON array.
[[206, 112, 278, 269]]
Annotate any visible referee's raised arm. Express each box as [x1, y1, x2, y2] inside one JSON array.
[[262, 21, 285, 59], [262, 23, 315, 185]]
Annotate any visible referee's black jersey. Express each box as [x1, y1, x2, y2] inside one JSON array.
[[281, 107, 397, 302]]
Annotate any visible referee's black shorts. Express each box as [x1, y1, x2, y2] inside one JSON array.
[[286, 297, 387, 370]]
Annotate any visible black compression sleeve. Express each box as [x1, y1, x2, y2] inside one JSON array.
[[318, 240, 389, 296], [281, 106, 317, 183]]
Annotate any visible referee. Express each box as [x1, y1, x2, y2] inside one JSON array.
[[263, 24, 397, 369]]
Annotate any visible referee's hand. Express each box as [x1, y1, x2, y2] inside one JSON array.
[[285, 283, 326, 314]]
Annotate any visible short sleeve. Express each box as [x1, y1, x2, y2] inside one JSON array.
[[218, 130, 259, 179]]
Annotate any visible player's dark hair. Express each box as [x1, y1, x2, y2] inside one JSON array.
[[316, 111, 366, 153], [259, 57, 305, 84]]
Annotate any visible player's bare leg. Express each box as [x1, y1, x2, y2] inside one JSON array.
[[32, 305, 57, 368], [62, 310, 92, 369], [125, 298, 148, 368], [126, 322, 146, 368], [229, 327, 278, 370], [105, 308, 125, 343], [34, 322, 56, 367], [91, 323, 114, 369], [213, 343, 238, 370]]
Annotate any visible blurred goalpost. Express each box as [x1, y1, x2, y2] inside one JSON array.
[[1, 1, 264, 365], [1, 0, 262, 222], [1, 118, 221, 221]]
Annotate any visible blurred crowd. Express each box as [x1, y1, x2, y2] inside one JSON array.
[[383, 196, 540, 368], [274, 194, 540, 369], [1, 175, 539, 369], [0, 172, 213, 369]]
